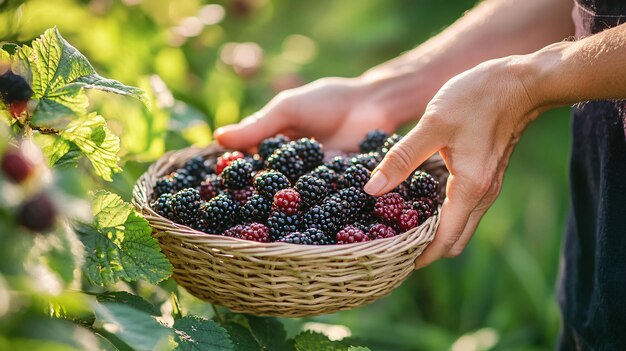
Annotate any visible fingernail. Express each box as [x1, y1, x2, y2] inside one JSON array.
[[364, 170, 387, 195]]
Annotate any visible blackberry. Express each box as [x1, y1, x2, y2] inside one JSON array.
[[359, 129, 389, 153], [380, 133, 403, 155], [199, 174, 222, 200], [267, 145, 305, 182], [154, 176, 177, 197], [229, 186, 255, 204], [170, 188, 201, 225], [336, 225, 369, 244], [272, 188, 301, 215], [350, 152, 381, 171], [244, 154, 266, 172], [258, 134, 290, 160], [295, 175, 328, 208], [16, 192, 57, 233], [1, 147, 33, 183], [308, 165, 339, 190], [408, 170, 439, 202], [267, 212, 299, 241], [200, 194, 238, 233], [172, 168, 200, 191], [412, 197, 436, 224], [279, 228, 333, 245], [216, 151, 245, 174], [182, 156, 214, 179], [221, 159, 253, 189], [373, 192, 404, 223], [0, 70, 33, 117], [151, 193, 175, 220], [223, 224, 245, 238], [240, 194, 271, 223], [289, 138, 324, 170], [324, 155, 351, 173], [302, 199, 347, 235], [394, 180, 411, 200], [335, 187, 368, 220], [254, 170, 290, 199], [240, 223, 270, 242], [368, 223, 397, 240], [398, 209, 419, 232], [190, 218, 213, 233], [354, 221, 374, 235], [339, 164, 370, 190]]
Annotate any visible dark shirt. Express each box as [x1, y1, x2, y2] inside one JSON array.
[[559, 1, 626, 350]]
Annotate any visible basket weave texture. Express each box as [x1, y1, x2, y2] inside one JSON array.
[[133, 144, 447, 317]]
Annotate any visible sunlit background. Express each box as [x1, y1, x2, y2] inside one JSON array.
[[0, 0, 570, 349]]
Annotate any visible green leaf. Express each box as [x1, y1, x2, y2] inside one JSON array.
[[93, 303, 171, 351], [18, 27, 147, 129], [55, 113, 121, 181], [45, 138, 81, 169], [75, 191, 172, 286], [246, 316, 289, 351], [348, 347, 371, 351], [294, 331, 349, 351], [96, 292, 159, 316], [173, 316, 234, 351], [222, 323, 262, 351]]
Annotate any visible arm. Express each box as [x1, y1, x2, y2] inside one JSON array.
[[215, 0, 574, 150], [366, 23, 626, 268]]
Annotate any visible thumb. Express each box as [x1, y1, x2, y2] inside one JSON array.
[[215, 107, 291, 150], [364, 118, 445, 196]]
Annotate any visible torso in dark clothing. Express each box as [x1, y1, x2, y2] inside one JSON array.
[[559, 1, 626, 350]]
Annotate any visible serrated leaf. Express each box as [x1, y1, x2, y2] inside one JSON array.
[[45, 138, 81, 169], [223, 323, 262, 351], [96, 292, 159, 316], [294, 331, 348, 351], [347, 347, 371, 351], [94, 303, 171, 351], [18, 27, 146, 129], [75, 191, 172, 286], [246, 316, 289, 351], [55, 113, 121, 181], [173, 316, 234, 351]]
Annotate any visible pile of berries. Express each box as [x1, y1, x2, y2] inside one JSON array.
[[150, 130, 439, 245]]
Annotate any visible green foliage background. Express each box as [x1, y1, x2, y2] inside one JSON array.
[[0, 0, 570, 349]]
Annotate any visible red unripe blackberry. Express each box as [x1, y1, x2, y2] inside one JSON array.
[[368, 223, 397, 240], [272, 188, 301, 215], [258, 134, 290, 160], [239, 223, 270, 242], [1, 147, 34, 183], [295, 175, 328, 208], [253, 170, 290, 199], [267, 145, 305, 182], [412, 197, 437, 224], [17, 192, 57, 233], [373, 192, 404, 223], [223, 224, 245, 239], [398, 209, 419, 232], [216, 151, 245, 174], [229, 186, 255, 204], [359, 129, 389, 153], [339, 164, 370, 190], [199, 174, 222, 200], [336, 225, 369, 244], [221, 159, 253, 189], [408, 170, 439, 202]]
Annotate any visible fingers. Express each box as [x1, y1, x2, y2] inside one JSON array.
[[445, 208, 485, 258], [414, 174, 481, 269], [215, 107, 291, 150], [363, 117, 448, 196]]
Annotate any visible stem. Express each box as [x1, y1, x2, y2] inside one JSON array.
[[211, 304, 224, 324], [31, 124, 60, 135]]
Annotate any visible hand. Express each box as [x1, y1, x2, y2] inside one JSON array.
[[215, 77, 403, 152], [364, 57, 541, 268]]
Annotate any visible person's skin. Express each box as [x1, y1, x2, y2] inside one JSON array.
[[215, 0, 626, 267]]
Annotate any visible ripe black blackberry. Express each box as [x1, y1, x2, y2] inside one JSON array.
[[240, 223, 270, 242], [267, 145, 305, 182], [253, 170, 290, 199], [172, 168, 200, 191], [199, 174, 222, 200], [0, 70, 33, 116], [170, 188, 201, 225], [221, 159, 253, 189], [354, 221, 374, 235], [258, 134, 290, 160], [244, 154, 266, 172], [336, 225, 369, 244], [200, 193, 238, 233], [335, 187, 367, 219], [359, 129, 389, 153], [295, 175, 328, 208], [154, 176, 177, 197], [394, 180, 411, 200], [373, 192, 404, 223], [380, 133, 403, 155], [17, 192, 57, 233], [302, 198, 347, 235], [289, 138, 323, 170], [412, 197, 436, 224], [339, 164, 371, 190], [350, 152, 380, 171], [240, 194, 271, 223], [151, 193, 175, 220], [182, 156, 214, 179], [279, 228, 333, 245], [307, 165, 338, 190], [324, 155, 351, 173], [408, 170, 439, 202], [267, 212, 300, 241]]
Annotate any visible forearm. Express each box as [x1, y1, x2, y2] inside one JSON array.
[[522, 23, 626, 108], [359, 0, 574, 125]]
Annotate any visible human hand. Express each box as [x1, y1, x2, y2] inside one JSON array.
[[215, 77, 405, 152], [363, 57, 542, 268]]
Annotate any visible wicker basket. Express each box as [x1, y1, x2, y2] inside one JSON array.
[[133, 144, 448, 317]]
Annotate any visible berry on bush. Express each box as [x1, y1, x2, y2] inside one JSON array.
[[368, 223, 397, 240], [408, 170, 439, 202], [16, 192, 57, 233], [359, 129, 389, 153], [373, 193, 404, 223], [267, 145, 305, 181], [0, 70, 33, 117], [272, 188, 301, 215], [258, 134, 290, 160], [216, 151, 245, 174], [1, 147, 34, 183], [336, 225, 369, 244], [295, 175, 328, 208]]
